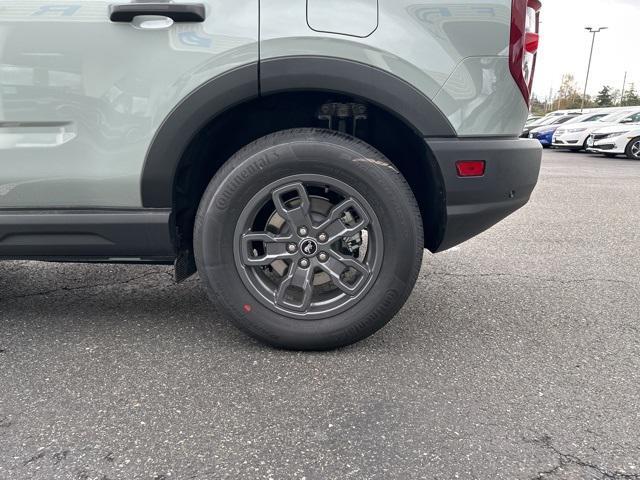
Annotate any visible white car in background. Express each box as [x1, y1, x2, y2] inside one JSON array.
[[588, 124, 640, 159], [552, 109, 640, 152]]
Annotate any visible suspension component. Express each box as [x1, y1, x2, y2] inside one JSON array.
[[318, 102, 368, 136]]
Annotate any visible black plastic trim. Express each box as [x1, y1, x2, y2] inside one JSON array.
[[140, 56, 455, 208], [0, 209, 175, 260], [109, 3, 206, 22], [426, 137, 542, 252], [260, 56, 456, 138], [141, 63, 259, 208]]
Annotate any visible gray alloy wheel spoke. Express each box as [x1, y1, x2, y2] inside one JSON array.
[[316, 198, 371, 243], [240, 231, 294, 266], [330, 250, 371, 276], [234, 174, 383, 318], [319, 254, 368, 296], [275, 263, 315, 312], [632, 141, 640, 158], [271, 182, 313, 231]]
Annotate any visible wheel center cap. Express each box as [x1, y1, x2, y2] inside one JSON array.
[[299, 238, 318, 257]]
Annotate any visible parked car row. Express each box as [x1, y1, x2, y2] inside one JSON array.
[[587, 123, 640, 159], [523, 108, 640, 160], [524, 112, 607, 147]]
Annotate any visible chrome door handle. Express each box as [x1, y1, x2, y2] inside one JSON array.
[[109, 3, 206, 23]]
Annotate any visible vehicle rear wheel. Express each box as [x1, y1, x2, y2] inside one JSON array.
[[625, 137, 640, 160], [193, 129, 424, 350]]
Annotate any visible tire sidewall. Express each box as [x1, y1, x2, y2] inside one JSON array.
[[194, 134, 423, 349], [626, 137, 640, 160]]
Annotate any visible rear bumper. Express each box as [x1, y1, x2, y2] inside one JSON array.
[[427, 137, 542, 252]]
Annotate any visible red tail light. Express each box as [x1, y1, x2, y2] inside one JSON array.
[[456, 161, 486, 177], [510, 0, 541, 106], [525, 32, 539, 54]]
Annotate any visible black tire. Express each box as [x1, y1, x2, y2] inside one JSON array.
[[194, 129, 424, 350], [577, 138, 589, 152], [625, 137, 640, 160]]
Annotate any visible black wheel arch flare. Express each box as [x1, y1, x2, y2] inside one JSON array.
[[140, 56, 455, 208]]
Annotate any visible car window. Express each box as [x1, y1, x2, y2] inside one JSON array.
[[626, 112, 640, 123], [565, 113, 608, 124], [599, 111, 635, 122], [531, 116, 557, 127], [555, 115, 579, 125], [530, 117, 553, 127]]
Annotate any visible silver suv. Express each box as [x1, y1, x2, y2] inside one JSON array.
[[0, 0, 542, 349]]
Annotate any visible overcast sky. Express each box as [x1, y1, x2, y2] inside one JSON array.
[[533, 0, 639, 100]]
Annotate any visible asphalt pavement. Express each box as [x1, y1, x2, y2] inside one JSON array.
[[1, 150, 639, 480]]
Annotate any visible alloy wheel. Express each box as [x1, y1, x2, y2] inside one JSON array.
[[233, 174, 383, 319]]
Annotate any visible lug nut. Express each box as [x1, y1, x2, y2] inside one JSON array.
[[299, 258, 310, 268], [318, 232, 328, 243], [298, 226, 308, 237], [318, 252, 328, 262], [287, 243, 297, 253]]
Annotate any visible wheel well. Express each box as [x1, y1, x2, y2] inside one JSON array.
[[173, 91, 446, 255]]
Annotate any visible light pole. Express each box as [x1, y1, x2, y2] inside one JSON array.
[[581, 26, 607, 112], [621, 71, 628, 106]]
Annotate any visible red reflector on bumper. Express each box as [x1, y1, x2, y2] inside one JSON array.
[[456, 161, 486, 177]]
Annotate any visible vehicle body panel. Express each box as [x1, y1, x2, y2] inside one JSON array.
[[0, 0, 258, 208], [427, 137, 541, 251], [0, 0, 540, 262], [528, 125, 557, 146], [307, 0, 378, 38], [588, 124, 640, 154], [261, 0, 528, 136], [433, 56, 528, 136]]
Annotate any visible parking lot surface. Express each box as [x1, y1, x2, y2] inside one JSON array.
[[1, 150, 639, 480]]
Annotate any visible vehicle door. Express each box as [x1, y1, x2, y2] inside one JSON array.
[[0, 0, 258, 208]]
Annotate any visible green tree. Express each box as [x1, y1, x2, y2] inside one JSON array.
[[595, 85, 613, 107], [556, 74, 584, 109], [610, 88, 622, 105], [622, 83, 640, 106]]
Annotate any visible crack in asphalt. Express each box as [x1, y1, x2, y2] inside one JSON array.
[[529, 435, 640, 479], [0, 270, 173, 301], [22, 450, 45, 466], [427, 271, 638, 286]]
